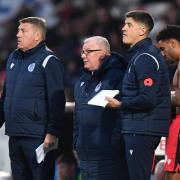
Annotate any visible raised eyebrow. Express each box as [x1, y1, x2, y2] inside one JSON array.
[[126, 22, 132, 26], [86, 49, 93, 52], [83, 49, 91, 52], [18, 27, 26, 32], [124, 21, 132, 27]]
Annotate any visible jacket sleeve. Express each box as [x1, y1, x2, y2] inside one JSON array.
[[0, 53, 14, 128], [43, 56, 65, 137], [73, 105, 78, 150], [73, 81, 80, 150], [122, 55, 159, 111]]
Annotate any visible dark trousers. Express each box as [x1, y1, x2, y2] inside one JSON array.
[[9, 136, 57, 180], [80, 158, 128, 180], [123, 134, 160, 180]]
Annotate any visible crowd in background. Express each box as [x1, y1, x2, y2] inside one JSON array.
[[0, 0, 180, 101]]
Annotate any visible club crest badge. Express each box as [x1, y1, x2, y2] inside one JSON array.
[[28, 63, 36, 72], [128, 67, 131, 73], [80, 82, 85, 87], [10, 63, 15, 70], [95, 82, 102, 92]]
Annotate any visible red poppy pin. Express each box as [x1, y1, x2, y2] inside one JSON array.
[[144, 78, 153, 87]]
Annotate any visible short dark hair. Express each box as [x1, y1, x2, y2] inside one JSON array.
[[156, 25, 180, 42], [19, 17, 47, 40], [125, 10, 154, 33]]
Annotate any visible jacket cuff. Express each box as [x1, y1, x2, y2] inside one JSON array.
[[121, 100, 130, 109], [47, 127, 59, 137]]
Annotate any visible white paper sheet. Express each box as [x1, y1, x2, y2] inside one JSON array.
[[35, 139, 59, 164], [35, 143, 45, 164], [87, 90, 119, 107]]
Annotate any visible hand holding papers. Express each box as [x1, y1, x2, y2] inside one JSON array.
[[88, 90, 119, 107], [35, 138, 58, 164], [35, 143, 45, 164]]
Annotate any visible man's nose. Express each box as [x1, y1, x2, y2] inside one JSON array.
[[122, 25, 126, 31], [16, 31, 21, 38], [81, 53, 86, 59]]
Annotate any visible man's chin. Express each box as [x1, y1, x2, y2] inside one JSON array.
[[17, 44, 22, 49], [17, 45, 24, 50], [84, 66, 91, 71], [122, 39, 129, 45]]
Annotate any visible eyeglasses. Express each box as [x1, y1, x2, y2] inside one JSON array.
[[80, 49, 102, 56]]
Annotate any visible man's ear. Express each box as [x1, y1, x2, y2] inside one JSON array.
[[34, 31, 42, 41], [100, 51, 108, 61], [170, 39, 178, 48], [139, 25, 147, 36], [99, 55, 105, 61]]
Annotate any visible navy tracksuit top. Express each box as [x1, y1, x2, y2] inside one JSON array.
[[74, 52, 127, 160], [121, 38, 171, 136], [2, 42, 65, 138]]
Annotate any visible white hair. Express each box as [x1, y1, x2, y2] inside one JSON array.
[[84, 36, 110, 53]]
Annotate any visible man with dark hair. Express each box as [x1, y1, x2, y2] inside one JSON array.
[[107, 10, 171, 180], [0, 17, 65, 180], [156, 25, 180, 180], [125, 10, 154, 32]]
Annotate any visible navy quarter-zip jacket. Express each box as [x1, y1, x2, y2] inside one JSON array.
[[74, 52, 127, 160], [1, 42, 65, 138], [121, 38, 171, 136]]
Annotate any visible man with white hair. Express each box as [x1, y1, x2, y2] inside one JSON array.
[[73, 36, 128, 179]]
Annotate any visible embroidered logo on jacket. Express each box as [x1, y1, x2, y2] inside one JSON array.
[[129, 149, 133, 155], [95, 82, 102, 92], [28, 63, 36, 72], [10, 63, 15, 70], [128, 67, 131, 73], [80, 82, 85, 87]]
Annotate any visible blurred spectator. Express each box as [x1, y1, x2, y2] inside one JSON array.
[[0, 0, 23, 24], [64, 58, 82, 102], [56, 152, 81, 180]]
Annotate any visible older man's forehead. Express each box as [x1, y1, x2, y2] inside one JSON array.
[[83, 41, 99, 49]]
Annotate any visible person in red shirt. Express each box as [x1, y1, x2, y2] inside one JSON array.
[[156, 24, 180, 180]]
